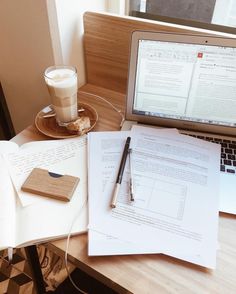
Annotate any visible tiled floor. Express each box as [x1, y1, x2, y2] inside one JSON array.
[[0, 245, 74, 294], [0, 248, 35, 294], [0, 246, 118, 294]]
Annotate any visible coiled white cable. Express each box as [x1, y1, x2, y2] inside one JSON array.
[[78, 90, 125, 128], [64, 89, 125, 293]]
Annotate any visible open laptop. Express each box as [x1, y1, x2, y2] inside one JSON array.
[[122, 30, 236, 214]]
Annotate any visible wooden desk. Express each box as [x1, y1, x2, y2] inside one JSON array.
[[13, 83, 236, 294]]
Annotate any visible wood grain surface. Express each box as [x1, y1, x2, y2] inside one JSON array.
[[13, 83, 236, 294]]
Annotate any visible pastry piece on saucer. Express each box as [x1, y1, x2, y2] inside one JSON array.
[[66, 116, 91, 135]]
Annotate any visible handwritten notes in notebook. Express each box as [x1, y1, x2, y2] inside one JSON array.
[[0, 137, 88, 248], [4, 138, 86, 206]]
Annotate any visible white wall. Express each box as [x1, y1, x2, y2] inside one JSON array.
[[0, 0, 108, 134], [53, 0, 107, 86], [0, 0, 55, 134], [107, 0, 127, 14]]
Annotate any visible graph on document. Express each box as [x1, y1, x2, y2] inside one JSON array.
[[132, 175, 187, 220]]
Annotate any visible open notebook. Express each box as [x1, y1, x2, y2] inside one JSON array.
[[122, 30, 236, 214]]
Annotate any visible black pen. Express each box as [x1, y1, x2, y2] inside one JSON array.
[[111, 136, 131, 208]]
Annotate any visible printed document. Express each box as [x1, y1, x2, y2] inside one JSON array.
[[88, 130, 163, 256], [88, 126, 220, 268]]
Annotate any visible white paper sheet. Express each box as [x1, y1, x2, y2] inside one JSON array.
[[88, 130, 162, 256], [0, 142, 18, 249], [88, 126, 220, 268], [212, 0, 236, 27]]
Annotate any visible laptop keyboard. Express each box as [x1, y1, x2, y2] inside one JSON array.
[[185, 134, 236, 175]]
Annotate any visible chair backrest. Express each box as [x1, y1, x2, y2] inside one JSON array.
[[0, 83, 15, 139], [83, 12, 208, 94]]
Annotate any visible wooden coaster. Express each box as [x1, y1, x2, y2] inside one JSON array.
[[35, 102, 98, 139], [21, 168, 79, 202]]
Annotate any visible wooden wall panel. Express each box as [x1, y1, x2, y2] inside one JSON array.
[[83, 12, 205, 94]]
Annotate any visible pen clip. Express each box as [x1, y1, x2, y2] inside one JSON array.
[[128, 148, 134, 202]]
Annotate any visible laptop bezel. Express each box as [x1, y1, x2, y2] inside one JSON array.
[[126, 30, 236, 136]]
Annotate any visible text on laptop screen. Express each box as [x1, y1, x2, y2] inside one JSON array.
[[133, 39, 236, 127]]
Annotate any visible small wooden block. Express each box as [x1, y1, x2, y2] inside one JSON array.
[[21, 168, 80, 202]]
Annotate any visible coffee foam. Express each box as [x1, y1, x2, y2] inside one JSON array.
[[46, 69, 77, 97], [46, 68, 77, 87]]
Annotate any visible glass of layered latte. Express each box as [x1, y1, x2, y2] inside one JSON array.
[[44, 65, 78, 126]]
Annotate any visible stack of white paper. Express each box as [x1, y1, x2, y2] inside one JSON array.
[[88, 126, 221, 268]]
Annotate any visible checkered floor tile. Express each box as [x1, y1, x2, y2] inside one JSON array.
[[0, 246, 75, 294], [0, 248, 35, 294]]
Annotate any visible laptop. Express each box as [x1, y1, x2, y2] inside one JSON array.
[[122, 30, 236, 214]]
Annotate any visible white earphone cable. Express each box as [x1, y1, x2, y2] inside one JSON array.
[[78, 90, 125, 127]]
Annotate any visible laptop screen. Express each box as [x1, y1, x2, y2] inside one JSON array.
[[126, 31, 236, 135]]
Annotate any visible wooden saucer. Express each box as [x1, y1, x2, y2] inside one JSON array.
[[35, 102, 98, 139]]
